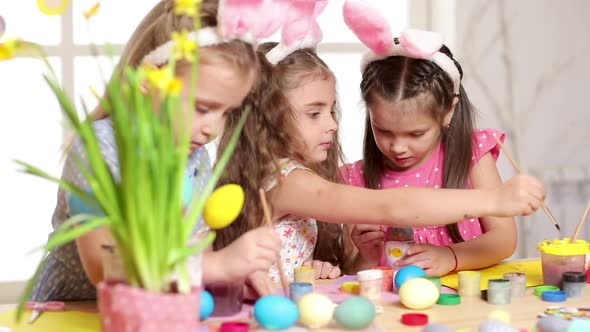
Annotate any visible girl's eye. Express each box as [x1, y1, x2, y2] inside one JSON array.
[[411, 132, 425, 137], [196, 107, 208, 114], [309, 111, 321, 118]]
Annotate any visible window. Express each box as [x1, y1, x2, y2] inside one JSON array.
[[0, 0, 406, 283]]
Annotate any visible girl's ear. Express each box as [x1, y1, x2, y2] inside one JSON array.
[[443, 96, 459, 127]]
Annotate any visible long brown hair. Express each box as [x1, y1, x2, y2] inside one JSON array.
[[360, 42, 475, 243], [214, 42, 349, 266]]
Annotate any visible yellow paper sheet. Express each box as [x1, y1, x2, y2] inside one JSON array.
[[0, 309, 100, 332], [441, 259, 544, 290]]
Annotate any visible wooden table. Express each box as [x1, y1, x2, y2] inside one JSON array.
[[1, 281, 588, 331]]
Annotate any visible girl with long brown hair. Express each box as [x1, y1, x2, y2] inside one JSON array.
[[343, 1, 520, 276], [216, 33, 546, 293]]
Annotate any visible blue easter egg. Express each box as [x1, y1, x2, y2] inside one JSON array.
[[254, 295, 299, 330], [394, 265, 426, 289], [334, 296, 375, 329], [200, 290, 214, 321]]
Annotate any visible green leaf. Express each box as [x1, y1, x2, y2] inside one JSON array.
[[15, 252, 49, 321]]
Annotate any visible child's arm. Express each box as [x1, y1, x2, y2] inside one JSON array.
[[269, 169, 545, 227], [76, 228, 113, 285], [448, 153, 517, 269], [202, 227, 281, 284], [397, 153, 517, 275]]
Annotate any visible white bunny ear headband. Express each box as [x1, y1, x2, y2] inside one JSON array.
[[141, 0, 285, 66], [342, 0, 461, 94], [265, 0, 328, 65]]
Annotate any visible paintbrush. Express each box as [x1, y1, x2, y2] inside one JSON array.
[[493, 135, 561, 232]]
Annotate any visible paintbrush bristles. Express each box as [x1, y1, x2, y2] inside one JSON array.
[[571, 201, 590, 242]]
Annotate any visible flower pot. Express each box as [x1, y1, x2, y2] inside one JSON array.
[[98, 282, 200, 332]]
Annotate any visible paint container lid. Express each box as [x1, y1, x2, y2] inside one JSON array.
[[357, 269, 384, 281], [219, 322, 250, 332], [436, 293, 461, 305], [503, 272, 526, 280], [542, 290, 567, 302], [401, 313, 429, 326], [488, 279, 511, 289], [340, 281, 360, 294], [534, 285, 560, 297], [563, 271, 587, 283], [537, 238, 590, 256], [289, 282, 313, 289]]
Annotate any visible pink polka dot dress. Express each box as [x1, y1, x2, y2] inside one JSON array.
[[342, 128, 505, 251]]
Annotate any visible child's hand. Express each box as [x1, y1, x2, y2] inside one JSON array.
[[394, 243, 455, 276], [303, 260, 341, 279], [243, 270, 276, 300], [350, 224, 385, 266], [495, 174, 545, 216], [218, 226, 281, 282]]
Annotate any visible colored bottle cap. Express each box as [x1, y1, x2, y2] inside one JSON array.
[[537, 238, 590, 255], [219, 322, 249, 332], [340, 281, 360, 294], [401, 313, 428, 326], [542, 290, 567, 302], [436, 293, 461, 305], [563, 271, 587, 283], [534, 285, 560, 297]]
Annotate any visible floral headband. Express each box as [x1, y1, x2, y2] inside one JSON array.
[[142, 0, 285, 66], [342, 0, 461, 94]]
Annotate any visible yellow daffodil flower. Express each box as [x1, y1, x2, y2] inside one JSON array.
[[37, 0, 71, 16], [172, 30, 196, 63], [143, 65, 183, 96], [174, 0, 201, 17]]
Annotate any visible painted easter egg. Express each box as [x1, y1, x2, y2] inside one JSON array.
[[203, 184, 244, 229], [334, 296, 375, 330], [253, 295, 298, 330], [399, 277, 439, 310], [37, 0, 71, 16], [298, 293, 334, 328], [394, 265, 426, 289], [199, 290, 214, 321]]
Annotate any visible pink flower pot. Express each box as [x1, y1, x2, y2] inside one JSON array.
[[97, 282, 200, 332]]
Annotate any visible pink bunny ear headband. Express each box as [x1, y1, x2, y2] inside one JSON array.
[[342, 0, 461, 94], [265, 0, 328, 65], [142, 0, 285, 66]]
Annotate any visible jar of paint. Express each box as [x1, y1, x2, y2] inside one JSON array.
[[562, 271, 587, 298], [487, 279, 512, 305], [206, 281, 243, 317], [538, 238, 590, 287], [503, 272, 526, 297], [458, 271, 481, 297], [294, 266, 316, 286], [357, 269, 383, 303], [289, 282, 313, 303], [374, 266, 394, 292]]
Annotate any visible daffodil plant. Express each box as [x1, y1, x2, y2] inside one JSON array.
[[5, 0, 248, 319]]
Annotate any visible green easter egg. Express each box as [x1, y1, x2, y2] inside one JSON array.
[[334, 296, 375, 330]]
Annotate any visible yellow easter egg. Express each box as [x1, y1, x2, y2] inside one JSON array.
[[37, 0, 71, 16], [297, 293, 334, 328], [399, 277, 439, 310], [203, 184, 244, 229]]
